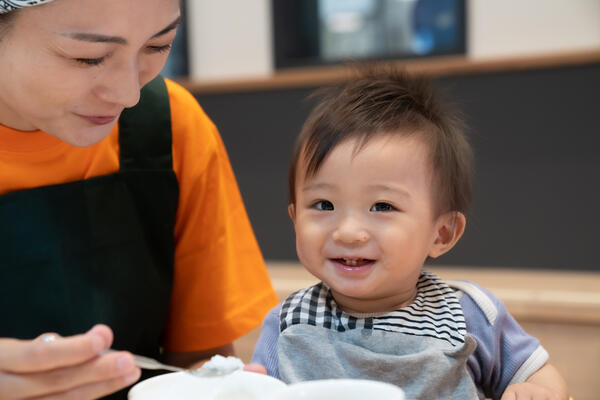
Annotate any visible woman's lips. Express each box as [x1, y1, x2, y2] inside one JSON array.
[[77, 114, 118, 125]]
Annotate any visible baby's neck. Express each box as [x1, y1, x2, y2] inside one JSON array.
[[331, 287, 418, 315]]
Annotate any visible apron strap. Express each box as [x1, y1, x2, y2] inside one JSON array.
[[118, 76, 173, 170]]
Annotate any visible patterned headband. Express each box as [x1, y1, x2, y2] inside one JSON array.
[[0, 0, 55, 14]]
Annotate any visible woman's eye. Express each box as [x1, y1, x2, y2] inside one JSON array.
[[147, 43, 173, 54], [312, 200, 334, 211], [75, 57, 105, 66], [370, 202, 396, 212]]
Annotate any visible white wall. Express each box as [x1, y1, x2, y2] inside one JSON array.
[[468, 0, 600, 59], [186, 0, 272, 81], [187, 0, 600, 81]]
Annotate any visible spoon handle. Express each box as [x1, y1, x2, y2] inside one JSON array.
[[102, 349, 240, 377], [130, 354, 185, 373]]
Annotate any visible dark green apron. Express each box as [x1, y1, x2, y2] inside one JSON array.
[[0, 77, 179, 399]]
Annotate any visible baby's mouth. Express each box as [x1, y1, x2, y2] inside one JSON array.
[[332, 258, 374, 267]]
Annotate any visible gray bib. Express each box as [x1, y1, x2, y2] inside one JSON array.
[[278, 271, 479, 399]]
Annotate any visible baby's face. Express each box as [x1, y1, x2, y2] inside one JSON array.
[[291, 134, 445, 313]]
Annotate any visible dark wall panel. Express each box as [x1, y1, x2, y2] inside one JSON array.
[[195, 63, 600, 270]]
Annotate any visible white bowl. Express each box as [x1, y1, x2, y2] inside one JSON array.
[[128, 371, 286, 400], [268, 379, 405, 400]]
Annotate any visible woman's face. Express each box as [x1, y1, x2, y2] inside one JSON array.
[[0, 0, 180, 147]]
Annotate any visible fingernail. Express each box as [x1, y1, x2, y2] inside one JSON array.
[[118, 355, 134, 373], [124, 368, 141, 384], [91, 335, 104, 353]]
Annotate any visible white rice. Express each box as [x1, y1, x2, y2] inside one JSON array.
[[203, 355, 245, 372]]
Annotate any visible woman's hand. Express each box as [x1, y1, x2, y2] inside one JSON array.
[[0, 324, 141, 400]]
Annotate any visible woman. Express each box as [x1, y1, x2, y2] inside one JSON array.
[[0, 0, 277, 399]]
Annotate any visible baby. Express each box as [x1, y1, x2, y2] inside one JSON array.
[[252, 67, 568, 399]]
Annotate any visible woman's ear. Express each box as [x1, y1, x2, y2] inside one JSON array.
[[428, 212, 466, 259], [288, 204, 296, 223]]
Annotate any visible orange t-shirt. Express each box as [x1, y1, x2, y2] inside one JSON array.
[[0, 79, 277, 352]]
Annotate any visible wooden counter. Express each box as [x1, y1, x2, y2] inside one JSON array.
[[268, 263, 600, 325]]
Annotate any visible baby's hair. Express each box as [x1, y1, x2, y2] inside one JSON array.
[[288, 65, 473, 217]]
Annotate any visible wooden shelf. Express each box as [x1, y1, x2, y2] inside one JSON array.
[[179, 49, 600, 94]]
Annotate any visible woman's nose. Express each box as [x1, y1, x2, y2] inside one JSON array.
[[332, 215, 370, 245], [97, 61, 141, 108]]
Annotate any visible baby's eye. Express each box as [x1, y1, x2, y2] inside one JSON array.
[[312, 200, 334, 211], [370, 202, 396, 212]]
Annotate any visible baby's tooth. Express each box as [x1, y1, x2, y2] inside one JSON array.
[[343, 258, 364, 266]]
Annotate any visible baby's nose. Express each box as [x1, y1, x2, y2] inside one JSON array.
[[332, 216, 370, 244]]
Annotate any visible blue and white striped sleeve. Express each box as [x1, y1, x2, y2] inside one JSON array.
[[250, 303, 282, 379], [453, 281, 549, 400]]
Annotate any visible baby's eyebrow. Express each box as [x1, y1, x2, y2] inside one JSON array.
[[366, 183, 411, 198], [302, 182, 334, 192]]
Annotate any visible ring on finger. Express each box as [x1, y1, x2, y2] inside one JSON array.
[[40, 333, 58, 343]]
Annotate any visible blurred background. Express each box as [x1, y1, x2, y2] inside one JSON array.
[[161, 0, 600, 271], [161, 1, 600, 397]]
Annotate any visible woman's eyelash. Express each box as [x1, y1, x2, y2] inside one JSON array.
[[75, 57, 105, 66], [148, 44, 172, 53], [73, 44, 172, 66]]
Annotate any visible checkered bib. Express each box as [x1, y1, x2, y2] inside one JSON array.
[[278, 271, 479, 399]]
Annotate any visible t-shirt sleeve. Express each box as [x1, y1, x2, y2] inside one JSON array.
[[161, 79, 277, 352], [459, 282, 549, 399], [251, 304, 282, 378]]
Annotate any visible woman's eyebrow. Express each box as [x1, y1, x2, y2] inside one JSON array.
[[61, 15, 181, 44], [62, 32, 127, 44], [151, 15, 181, 39]]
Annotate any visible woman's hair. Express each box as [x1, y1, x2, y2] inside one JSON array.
[[288, 65, 474, 217]]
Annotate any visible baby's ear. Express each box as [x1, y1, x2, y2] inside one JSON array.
[[428, 212, 466, 259], [288, 204, 296, 222]]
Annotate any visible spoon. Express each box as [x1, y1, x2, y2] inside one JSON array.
[[104, 350, 243, 377]]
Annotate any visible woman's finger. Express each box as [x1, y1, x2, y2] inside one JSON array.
[[31, 367, 141, 400], [85, 324, 113, 349], [0, 324, 112, 373], [38, 333, 61, 343], [0, 351, 138, 399]]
